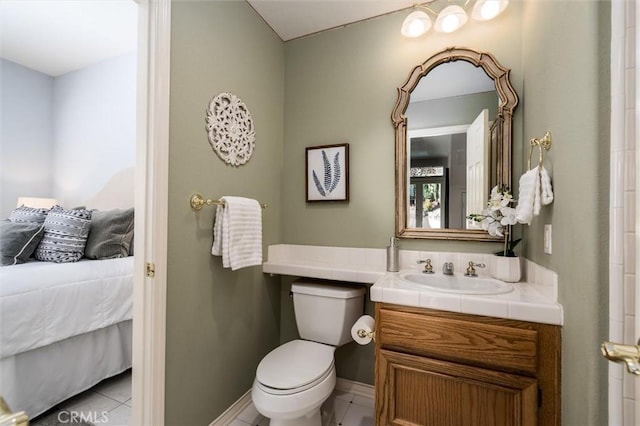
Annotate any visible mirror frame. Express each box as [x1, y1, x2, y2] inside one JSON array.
[[392, 47, 519, 241]]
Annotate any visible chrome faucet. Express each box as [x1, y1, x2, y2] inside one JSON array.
[[442, 262, 454, 275]]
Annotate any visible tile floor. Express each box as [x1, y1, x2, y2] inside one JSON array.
[[30, 371, 374, 426], [231, 388, 375, 426], [31, 369, 132, 426]]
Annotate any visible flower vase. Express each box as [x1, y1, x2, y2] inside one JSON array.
[[489, 256, 522, 283]]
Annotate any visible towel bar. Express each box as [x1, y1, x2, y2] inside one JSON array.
[[190, 193, 267, 211]]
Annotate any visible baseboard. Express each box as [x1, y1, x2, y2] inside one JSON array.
[[209, 389, 253, 426], [335, 377, 375, 400], [208, 377, 375, 426]]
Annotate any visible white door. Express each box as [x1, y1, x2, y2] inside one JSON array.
[[465, 109, 489, 228]]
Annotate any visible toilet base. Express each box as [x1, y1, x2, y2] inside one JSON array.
[[252, 364, 335, 426], [266, 409, 321, 426]]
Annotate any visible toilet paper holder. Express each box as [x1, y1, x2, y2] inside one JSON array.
[[356, 328, 375, 341]]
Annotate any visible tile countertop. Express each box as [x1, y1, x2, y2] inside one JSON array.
[[371, 271, 563, 326], [263, 244, 563, 326]]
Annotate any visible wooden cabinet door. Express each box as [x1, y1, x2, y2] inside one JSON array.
[[377, 349, 538, 426]]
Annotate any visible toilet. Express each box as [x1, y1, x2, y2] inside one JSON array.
[[251, 280, 366, 426]]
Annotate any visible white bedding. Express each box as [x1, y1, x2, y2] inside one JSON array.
[[0, 257, 134, 358], [1, 321, 132, 418]]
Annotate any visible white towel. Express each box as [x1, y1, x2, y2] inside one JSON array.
[[212, 196, 262, 271], [515, 168, 539, 225], [540, 166, 554, 205]]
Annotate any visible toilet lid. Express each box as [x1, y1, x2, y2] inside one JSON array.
[[256, 340, 335, 390]]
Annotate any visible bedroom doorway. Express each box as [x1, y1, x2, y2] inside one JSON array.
[[0, 1, 165, 423]]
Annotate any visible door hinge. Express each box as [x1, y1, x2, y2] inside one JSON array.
[[146, 262, 156, 278]]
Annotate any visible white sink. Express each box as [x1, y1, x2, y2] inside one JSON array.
[[397, 271, 514, 295]]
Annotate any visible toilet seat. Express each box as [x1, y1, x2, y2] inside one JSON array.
[[256, 340, 335, 395]]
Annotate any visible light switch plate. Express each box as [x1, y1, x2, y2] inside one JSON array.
[[544, 224, 552, 254]]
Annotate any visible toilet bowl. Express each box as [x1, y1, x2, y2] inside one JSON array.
[[251, 281, 366, 426], [252, 340, 336, 426]]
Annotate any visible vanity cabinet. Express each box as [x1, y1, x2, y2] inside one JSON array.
[[375, 304, 561, 426]]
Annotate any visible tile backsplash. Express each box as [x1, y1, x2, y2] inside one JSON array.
[[265, 244, 558, 302]]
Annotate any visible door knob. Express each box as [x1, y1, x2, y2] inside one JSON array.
[[0, 396, 29, 426], [601, 340, 640, 375]]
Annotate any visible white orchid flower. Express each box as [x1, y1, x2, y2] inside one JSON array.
[[500, 207, 517, 225], [488, 186, 504, 211], [488, 185, 515, 211], [467, 184, 526, 249], [487, 220, 503, 237]]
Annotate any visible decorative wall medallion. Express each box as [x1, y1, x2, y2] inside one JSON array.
[[206, 92, 255, 166]]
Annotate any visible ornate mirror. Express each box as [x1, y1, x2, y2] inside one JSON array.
[[392, 47, 518, 241]]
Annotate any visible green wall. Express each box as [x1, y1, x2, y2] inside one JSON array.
[[280, 1, 525, 387], [163, 0, 610, 424], [522, 1, 610, 425], [281, 1, 609, 424], [282, 3, 524, 253], [165, 1, 283, 424]]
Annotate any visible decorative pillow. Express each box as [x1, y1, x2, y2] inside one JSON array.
[[84, 208, 135, 260], [0, 220, 45, 266], [9, 205, 50, 225], [35, 206, 92, 263]]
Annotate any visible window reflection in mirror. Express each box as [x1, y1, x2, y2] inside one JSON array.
[[406, 61, 497, 230]]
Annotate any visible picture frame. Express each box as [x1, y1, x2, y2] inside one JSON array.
[[305, 143, 349, 202]]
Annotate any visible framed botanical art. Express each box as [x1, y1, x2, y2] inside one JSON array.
[[305, 143, 349, 202]]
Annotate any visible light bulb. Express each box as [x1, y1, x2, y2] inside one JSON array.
[[471, 0, 509, 21], [401, 10, 432, 38], [434, 5, 468, 33], [441, 14, 460, 32]]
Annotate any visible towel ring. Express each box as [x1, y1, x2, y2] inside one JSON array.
[[527, 131, 552, 170]]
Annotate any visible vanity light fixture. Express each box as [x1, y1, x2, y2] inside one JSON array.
[[401, 0, 509, 38], [401, 10, 432, 37], [472, 0, 509, 21], [434, 4, 468, 33]]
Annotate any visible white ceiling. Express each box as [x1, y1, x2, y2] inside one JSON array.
[[0, 0, 138, 77], [0, 0, 417, 77], [247, 0, 416, 41]]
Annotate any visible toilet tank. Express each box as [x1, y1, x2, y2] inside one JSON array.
[[291, 280, 366, 347]]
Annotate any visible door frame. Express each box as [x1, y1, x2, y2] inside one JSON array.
[[635, 0, 640, 421], [132, 0, 170, 425], [609, 0, 639, 424]]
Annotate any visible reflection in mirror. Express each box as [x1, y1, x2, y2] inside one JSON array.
[[407, 61, 497, 231], [392, 47, 518, 240]]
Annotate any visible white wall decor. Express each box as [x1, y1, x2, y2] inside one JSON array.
[[205, 92, 255, 166]]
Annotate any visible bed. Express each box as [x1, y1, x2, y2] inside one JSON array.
[[0, 168, 135, 418], [0, 258, 134, 417]]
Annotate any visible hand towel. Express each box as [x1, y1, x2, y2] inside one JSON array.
[[212, 196, 262, 271], [540, 166, 554, 205], [515, 168, 539, 225]]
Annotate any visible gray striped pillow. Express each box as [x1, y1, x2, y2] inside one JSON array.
[[35, 206, 92, 263], [9, 205, 49, 224]]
